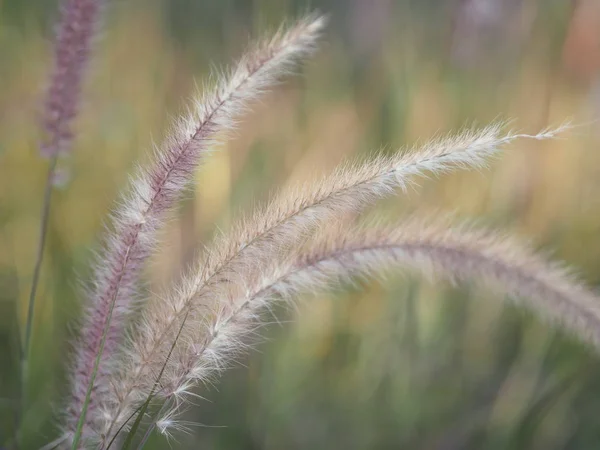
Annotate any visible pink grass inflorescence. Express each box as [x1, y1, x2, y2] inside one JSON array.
[[41, 0, 104, 157]]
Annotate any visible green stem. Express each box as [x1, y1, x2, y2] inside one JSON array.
[[24, 155, 58, 356], [20, 154, 58, 439]]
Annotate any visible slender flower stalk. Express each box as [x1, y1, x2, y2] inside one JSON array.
[[95, 123, 567, 442], [23, 156, 57, 360], [64, 15, 326, 447], [20, 156, 59, 446], [154, 217, 600, 435]]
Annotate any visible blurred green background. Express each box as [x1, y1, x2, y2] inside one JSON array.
[[2, 0, 600, 448]]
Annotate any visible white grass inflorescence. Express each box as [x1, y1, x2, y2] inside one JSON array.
[[153, 216, 600, 436], [47, 6, 598, 447], [64, 14, 326, 447], [94, 121, 572, 442]]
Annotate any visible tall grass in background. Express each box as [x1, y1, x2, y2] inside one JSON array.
[[1, 0, 600, 449]]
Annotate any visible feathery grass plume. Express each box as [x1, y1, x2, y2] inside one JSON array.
[[198, 122, 568, 281], [41, 0, 105, 158], [154, 216, 600, 437], [64, 14, 326, 447], [94, 123, 569, 442]]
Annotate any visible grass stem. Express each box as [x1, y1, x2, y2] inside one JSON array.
[[20, 154, 58, 437]]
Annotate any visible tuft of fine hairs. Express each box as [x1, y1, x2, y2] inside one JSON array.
[[63, 14, 326, 447], [46, 9, 600, 449]]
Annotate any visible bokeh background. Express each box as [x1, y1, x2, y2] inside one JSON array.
[[2, 0, 600, 448]]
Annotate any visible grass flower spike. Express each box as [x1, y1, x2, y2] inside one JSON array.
[[26, 7, 596, 449], [65, 14, 326, 447], [93, 120, 581, 443], [41, 0, 105, 157], [153, 216, 600, 436]]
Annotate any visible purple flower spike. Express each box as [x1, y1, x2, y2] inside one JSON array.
[[41, 0, 103, 157]]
